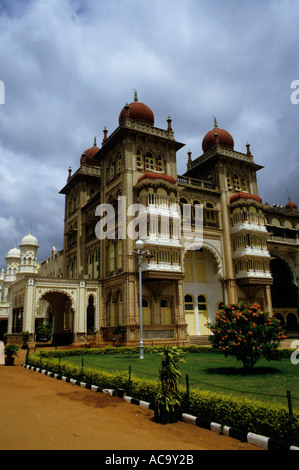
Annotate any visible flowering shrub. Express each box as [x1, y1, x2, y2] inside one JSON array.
[[207, 302, 287, 369]]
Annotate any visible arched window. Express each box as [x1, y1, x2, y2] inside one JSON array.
[[233, 173, 241, 190], [142, 298, 151, 325], [145, 152, 155, 170], [136, 149, 143, 170], [198, 295, 207, 311], [180, 197, 189, 217], [116, 290, 123, 325], [242, 176, 248, 191], [184, 294, 194, 312], [87, 295, 95, 331], [156, 154, 164, 172], [227, 172, 232, 189]]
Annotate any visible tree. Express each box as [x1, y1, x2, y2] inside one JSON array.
[[207, 302, 287, 369]]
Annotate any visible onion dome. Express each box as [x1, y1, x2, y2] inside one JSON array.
[[202, 117, 234, 153], [6, 244, 21, 259], [229, 192, 263, 204], [119, 91, 154, 126], [137, 171, 176, 184], [20, 231, 39, 247], [285, 200, 297, 210], [80, 137, 99, 165]]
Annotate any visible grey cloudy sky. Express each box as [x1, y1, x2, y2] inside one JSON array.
[[0, 0, 298, 265]]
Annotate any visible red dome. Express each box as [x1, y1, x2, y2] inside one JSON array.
[[119, 93, 154, 126], [137, 172, 176, 184], [202, 126, 234, 153], [285, 200, 297, 210], [80, 144, 99, 165]]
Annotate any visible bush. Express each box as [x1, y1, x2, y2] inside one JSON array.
[[207, 302, 287, 369], [26, 349, 299, 446]]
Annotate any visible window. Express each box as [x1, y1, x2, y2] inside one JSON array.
[[136, 149, 143, 170], [148, 189, 155, 205], [184, 294, 194, 311], [242, 177, 248, 191], [145, 153, 154, 170], [157, 188, 167, 207], [172, 252, 179, 265], [198, 295, 207, 310], [110, 161, 115, 180], [227, 172, 232, 189], [117, 154, 122, 175], [156, 155, 164, 172], [233, 173, 241, 190]]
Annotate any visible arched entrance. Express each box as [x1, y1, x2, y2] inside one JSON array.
[[38, 291, 74, 345], [270, 256, 298, 336], [183, 247, 223, 336], [287, 313, 299, 336], [87, 295, 95, 332]]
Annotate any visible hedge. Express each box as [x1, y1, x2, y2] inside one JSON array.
[[26, 348, 299, 446]]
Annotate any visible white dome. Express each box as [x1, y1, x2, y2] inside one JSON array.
[[6, 245, 21, 259], [20, 231, 39, 247]]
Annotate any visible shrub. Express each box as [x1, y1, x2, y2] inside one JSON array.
[[207, 302, 287, 369], [26, 350, 299, 446]]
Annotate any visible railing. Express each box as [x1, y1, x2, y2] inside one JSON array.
[[178, 176, 215, 189]]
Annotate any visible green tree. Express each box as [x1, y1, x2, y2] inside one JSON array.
[[207, 302, 287, 369], [156, 345, 185, 411]]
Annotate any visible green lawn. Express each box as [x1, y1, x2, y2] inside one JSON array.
[[61, 351, 299, 411]]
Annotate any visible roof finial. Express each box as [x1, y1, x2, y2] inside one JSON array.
[[213, 116, 218, 128], [167, 116, 172, 131], [134, 89, 138, 102], [103, 126, 108, 142], [94, 136, 97, 147], [246, 142, 251, 155]]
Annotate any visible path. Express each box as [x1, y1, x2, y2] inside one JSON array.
[[0, 349, 263, 451]]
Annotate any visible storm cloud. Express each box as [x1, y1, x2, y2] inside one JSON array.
[[0, 0, 298, 264]]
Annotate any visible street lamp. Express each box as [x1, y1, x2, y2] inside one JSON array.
[[134, 238, 149, 359]]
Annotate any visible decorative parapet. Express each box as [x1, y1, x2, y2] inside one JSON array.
[[189, 145, 262, 169]]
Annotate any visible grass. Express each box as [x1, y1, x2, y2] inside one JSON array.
[[60, 350, 299, 411]]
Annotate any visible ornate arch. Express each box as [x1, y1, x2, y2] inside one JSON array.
[[270, 252, 297, 286], [35, 288, 75, 312], [182, 242, 223, 276]]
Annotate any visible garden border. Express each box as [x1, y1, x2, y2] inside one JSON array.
[[22, 362, 299, 451]]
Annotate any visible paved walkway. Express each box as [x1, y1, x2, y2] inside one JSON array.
[[0, 349, 263, 451]]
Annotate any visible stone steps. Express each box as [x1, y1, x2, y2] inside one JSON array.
[[189, 335, 210, 346]]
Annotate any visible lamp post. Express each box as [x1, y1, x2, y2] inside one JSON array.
[[135, 239, 148, 360]]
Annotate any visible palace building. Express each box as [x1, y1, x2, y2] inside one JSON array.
[[1, 92, 298, 346]]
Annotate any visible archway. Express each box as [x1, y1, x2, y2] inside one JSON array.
[[270, 257, 297, 309], [87, 295, 95, 332], [183, 247, 223, 336], [287, 313, 299, 336], [39, 291, 74, 345]]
